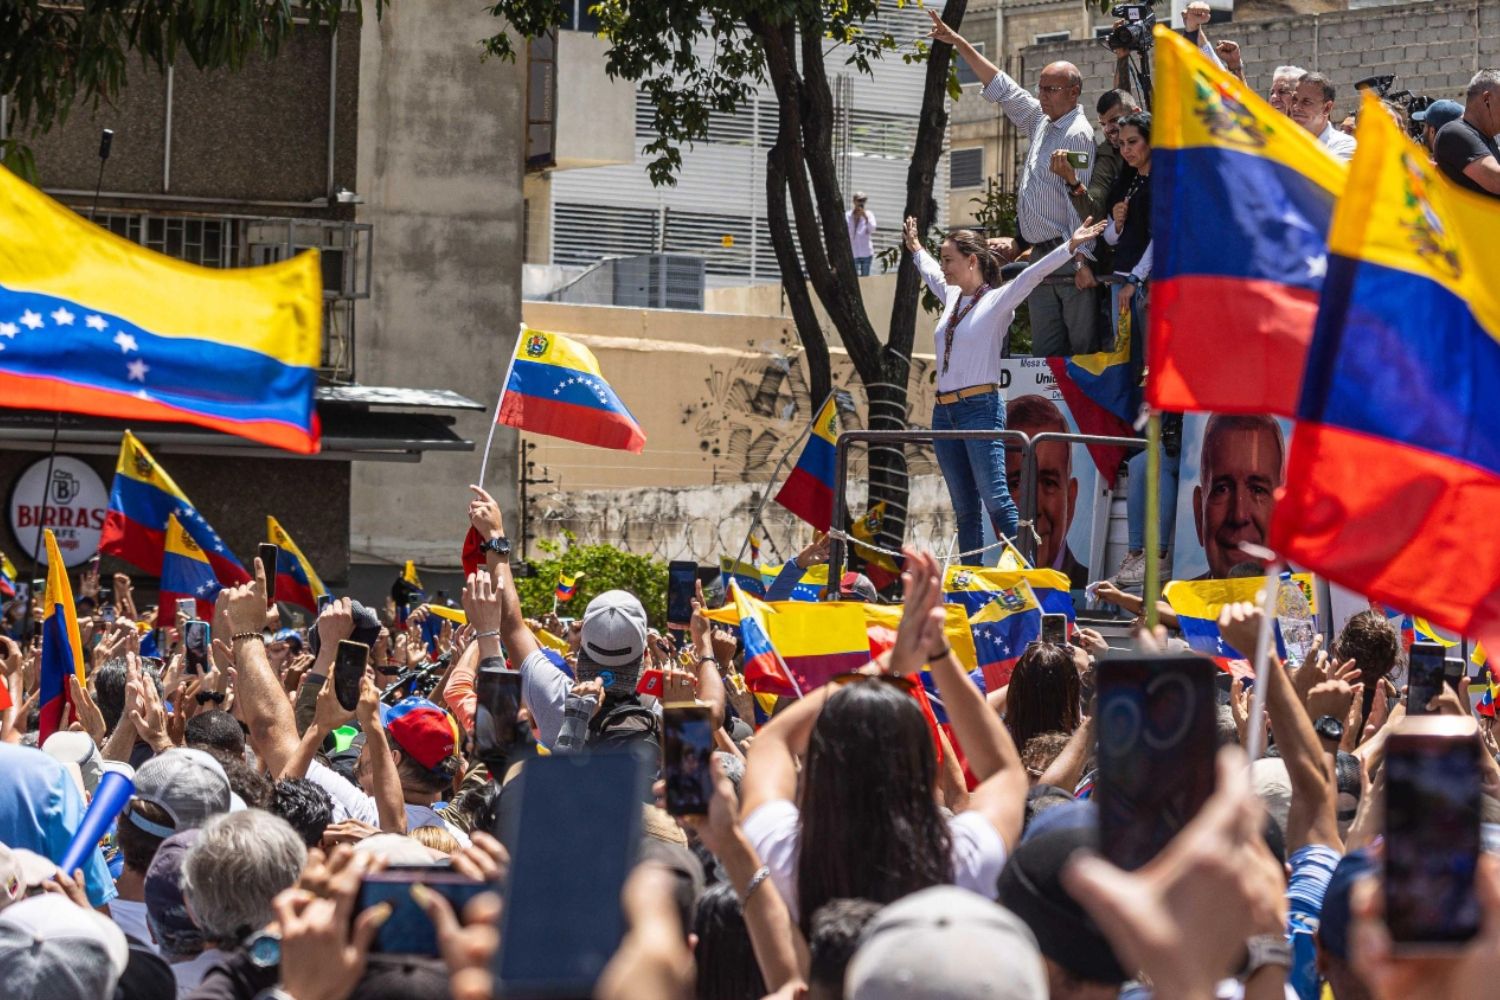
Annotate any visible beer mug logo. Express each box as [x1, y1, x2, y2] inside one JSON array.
[[49, 470, 81, 505]]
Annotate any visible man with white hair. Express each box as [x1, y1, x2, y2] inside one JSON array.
[[1269, 65, 1306, 115]]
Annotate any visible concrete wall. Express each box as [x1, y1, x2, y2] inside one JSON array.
[[350, 4, 526, 570], [553, 31, 636, 169]]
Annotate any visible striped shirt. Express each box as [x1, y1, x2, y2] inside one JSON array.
[[982, 72, 1098, 249]]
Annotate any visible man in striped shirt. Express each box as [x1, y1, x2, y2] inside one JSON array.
[[930, 13, 1100, 356]]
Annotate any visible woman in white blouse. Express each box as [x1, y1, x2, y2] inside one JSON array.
[[902, 215, 1106, 557]]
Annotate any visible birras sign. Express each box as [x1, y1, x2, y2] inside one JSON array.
[[8, 455, 109, 567]]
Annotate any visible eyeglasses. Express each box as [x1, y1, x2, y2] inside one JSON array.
[[832, 672, 918, 693], [1038, 84, 1072, 95]]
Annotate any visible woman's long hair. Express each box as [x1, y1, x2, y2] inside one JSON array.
[[943, 229, 1003, 286], [1004, 642, 1082, 750], [693, 883, 768, 1000], [795, 681, 953, 932]]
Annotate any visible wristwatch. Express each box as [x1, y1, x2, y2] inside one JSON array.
[[243, 928, 282, 969], [1313, 714, 1345, 744], [1237, 933, 1292, 979], [1124, 273, 1142, 286], [479, 535, 512, 561]]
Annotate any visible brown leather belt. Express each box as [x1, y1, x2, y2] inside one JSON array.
[[935, 383, 999, 405]]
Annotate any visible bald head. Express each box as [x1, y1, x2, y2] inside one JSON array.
[[1038, 62, 1083, 121]]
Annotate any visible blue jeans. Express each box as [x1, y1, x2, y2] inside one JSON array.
[[932, 392, 1019, 557], [854, 256, 872, 276], [1126, 444, 1180, 552]]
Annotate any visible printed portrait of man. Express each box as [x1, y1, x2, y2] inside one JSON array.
[[1006, 394, 1088, 588], [1192, 413, 1286, 579]]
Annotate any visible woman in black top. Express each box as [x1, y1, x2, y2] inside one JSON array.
[[1103, 110, 1153, 338]]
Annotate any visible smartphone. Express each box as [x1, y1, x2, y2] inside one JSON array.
[[496, 752, 648, 999], [358, 865, 490, 956], [636, 668, 664, 698], [1443, 657, 1467, 693], [1065, 149, 1092, 170], [183, 619, 210, 674], [175, 597, 196, 621], [98, 603, 116, 624], [1407, 641, 1447, 714], [1095, 651, 1218, 871], [1385, 717, 1482, 951], [667, 561, 697, 630], [317, 594, 334, 614], [334, 640, 368, 712], [1041, 613, 1068, 645], [258, 543, 279, 608], [474, 662, 525, 767], [663, 703, 715, 817]]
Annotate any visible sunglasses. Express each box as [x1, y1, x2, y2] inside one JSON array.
[[832, 672, 917, 693]]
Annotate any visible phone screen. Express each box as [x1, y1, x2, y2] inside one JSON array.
[[183, 620, 210, 674], [663, 705, 715, 816], [317, 594, 334, 614], [1096, 652, 1218, 871], [358, 866, 490, 956], [475, 664, 525, 764], [1385, 727, 1481, 948], [497, 752, 647, 999], [1407, 641, 1446, 714], [175, 598, 196, 621], [335, 640, 369, 711], [667, 561, 697, 630], [1041, 613, 1068, 645], [259, 544, 280, 608], [1443, 657, 1466, 693]]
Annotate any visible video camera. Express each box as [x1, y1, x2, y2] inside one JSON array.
[[1356, 74, 1432, 141], [1104, 4, 1157, 55]]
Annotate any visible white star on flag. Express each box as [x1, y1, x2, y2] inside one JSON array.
[[20, 310, 42, 330], [126, 359, 150, 382], [85, 315, 108, 331], [114, 332, 138, 353], [0, 322, 16, 338], [1306, 255, 1327, 279], [50, 307, 74, 326]]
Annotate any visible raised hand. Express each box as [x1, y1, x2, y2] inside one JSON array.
[[925, 8, 962, 46], [902, 216, 923, 254], [467, 485, 504, 539], [1068, 216, 1109, 253], [889, 548, 948, 677]]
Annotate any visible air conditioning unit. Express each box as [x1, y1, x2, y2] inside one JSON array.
[[611, 254, 705, 311]]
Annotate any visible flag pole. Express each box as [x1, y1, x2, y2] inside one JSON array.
[[1245, 560, 1282, 763], [478, 324, 524, 489], [1143, 410, 1162, 630], [730, 390, 834, 573]]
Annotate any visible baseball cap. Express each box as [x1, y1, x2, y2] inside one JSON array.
[[997, 826, 1128, 985], [1414, 98, 1463, 131], [839, 572, 879, 603], [380, 698, 461, 773], [0, 893, 130, 1000], [1316, 848, 1377, 961], [127, 748, 243, 837], [42, 731, 104, 797], [853, 191, 868, 201], [143, 830, 203, 958], [0, 844, 56, 910], [576, 590, 648, 696], [846, 886, 1048, 1000]]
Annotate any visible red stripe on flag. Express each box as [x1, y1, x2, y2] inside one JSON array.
[[100, 514, 168, 576], [774, 467, 834, 533], [498, 391, 645, 453], [1148, 275, 1318, 417]]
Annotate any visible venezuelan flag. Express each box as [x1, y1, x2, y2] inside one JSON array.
[[1475, 644, 1494, 718], [730, 583, 803, 698], [850, 502, 901, 589], [774, 396, 839, 532], [1163, 574, 1315, 664], [943, 565, 1074, 621], [968, 581, 1044, 690], [499, 326, 646, 453], [555, 571, 581, 603], [158, 514, 222, 625], [1269, 95, 1500, 639], [100, 430, 248, 583], [267, 516, 326, 614], [1148, 28, 1346, 418], [748, 534, 762, 563], [1047, 311, 1138, 479], [757, 561, 825, 602], [38, 530, 86, 741], [0, 550, 15, 599], [0, 168, 321, 452], [720, 556, 767, 598]]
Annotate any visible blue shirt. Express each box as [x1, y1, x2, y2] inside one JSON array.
[[0, 743, 117, 906], [1286, 843, 1341, 1000]]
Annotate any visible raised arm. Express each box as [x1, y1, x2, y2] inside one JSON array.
[[926, 10, 1000, 89], [740, 684, 838, 820], [222, 560, 301, 779], [904, 217, 948, 299], [990, 216, 1107, 315], [468, 486, 537, 664]]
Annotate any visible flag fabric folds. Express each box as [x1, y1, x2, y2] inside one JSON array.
[[38, 530, 86, 741], [1047, 315, 1139, 479], [719, 586, 874, 696], [967, 581, 1044, 690], [774, 396, 839, 532], [0, 168, 322, 453], [0, 550, 15, 598], [267, 516, 326, 613], [1268, 95, 1500, 640], [1148, 28, 1346, 417], [498, 326, 646, 453], [1163, 575, 1314, 664], [555, 571, 581, 603], [158, 515, 223, 625], [720, 556, 767, 598], [731, 584, 804, 698], [850, 502, 901, 589], [101, 431, 248, 583], [942, 565, 1075, 621]]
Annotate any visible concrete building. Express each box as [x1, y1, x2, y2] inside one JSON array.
[[2, 3, 526, 606]]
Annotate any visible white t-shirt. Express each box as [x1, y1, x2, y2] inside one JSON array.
[[741, 798, 1008, 920], [171, 947, 232, 999], [846, 209, 877, 258], [111, 897, 156, 952], [305, 759, 471, 847]]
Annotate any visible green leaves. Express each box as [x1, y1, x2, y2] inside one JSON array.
[[516, 534, 669, 628]]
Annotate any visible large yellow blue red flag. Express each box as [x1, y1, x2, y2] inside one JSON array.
[[1269, 94, 1500, 640], [774, 396, 839, 532], [38, 530, 86, 741], [101, 430, 248, 583], [0, 167, 322, 452], [1148, 28, 1346, 417], [267, 516, 327, 613], [499, 326, 646, 453]]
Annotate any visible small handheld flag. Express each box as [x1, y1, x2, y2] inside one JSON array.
[[38, 530, 86, 741], [498, 326, 646, 453], [0, 550, 16, 598], [267, 516, 327, 614], [555, 571, 582, 603]]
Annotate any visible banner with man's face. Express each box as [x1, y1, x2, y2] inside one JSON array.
[[1171, 413, 1294, 581]]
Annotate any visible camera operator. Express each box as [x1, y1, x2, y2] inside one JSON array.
[[1414, 99, 1463, 156], [1180, 1, 1247, 83], [928, 9, 1099, 356], [1435, 70, 1500, 198], [1289, 72, 1357, 162]]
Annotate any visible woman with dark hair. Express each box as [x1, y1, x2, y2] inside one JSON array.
[[740, 549, 1030, 929], [902, 215, 1106, 559], [1000, 641, 1083, 751], [692, 882, 768, 1000]]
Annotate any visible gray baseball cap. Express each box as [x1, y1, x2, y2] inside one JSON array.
[[847, 887, 1048, 1000], [0, 893, 130, 1000], [126, 748, 243, 837], [576, 590, 648, 696]]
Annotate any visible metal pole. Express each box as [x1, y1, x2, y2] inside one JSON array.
[[1143, 411, 1162, 630], [518, 441, 529, 564], [730, 391, 831, 574], [1245, 561, 1283, 762]]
